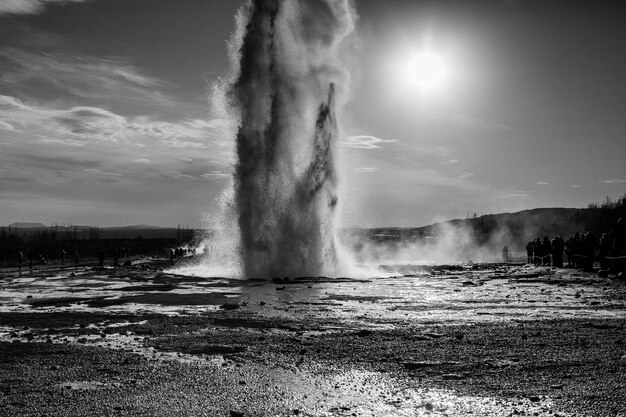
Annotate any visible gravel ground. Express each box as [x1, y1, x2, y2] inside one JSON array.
[[1, 261, 625, 416]]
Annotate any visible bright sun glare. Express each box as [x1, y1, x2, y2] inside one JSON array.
[[408, 51, 447, 91]]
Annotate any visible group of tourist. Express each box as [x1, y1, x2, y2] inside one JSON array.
[[169, 246, 195, 262], [17, 249, 80, 271], [524, 218, 625, 275]]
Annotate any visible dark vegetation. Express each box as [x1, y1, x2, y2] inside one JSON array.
[[0, 224, 199, 265]]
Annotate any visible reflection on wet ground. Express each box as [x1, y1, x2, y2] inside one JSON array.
[[1, 261, 624, 416], [2, 263, 624, 323]]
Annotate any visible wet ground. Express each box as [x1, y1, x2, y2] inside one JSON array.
[[0, 259, 625, 416]]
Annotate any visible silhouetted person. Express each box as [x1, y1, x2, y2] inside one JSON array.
[[571, 233, 581, 268], [74, 250, 79, 266], [551, 236, 564, 268], [612, 218, 626, 275], [60, 249, 66, 265], [113, 248, 119, 266], [525, 241, 533, 264], [502, 246, 509, 263], [599, 233, 611, 270], [28, 249, 34, 270], [542, 236, 552, 265], [17, 251, 24, 272], [98, 249, 105, 267], [565, 237, 573, 267]]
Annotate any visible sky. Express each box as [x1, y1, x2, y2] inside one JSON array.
[[0, 0, 625, 228]]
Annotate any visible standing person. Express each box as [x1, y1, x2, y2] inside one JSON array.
[[60, 249, 66, 265], [502, 246, 509, 263], [113, 248, 119, 267], [98, 249, 105, 267], [564, 237, 572, 267], [17, 251, 24, 272], [525, 241, 533, 264], [28, 249, 34, 270], [599, 233, 611, 270], [74, 250, 79, 266], [534, 238, 543, 265], [542, 236, 552, 266], [551, 236, 564, 268]]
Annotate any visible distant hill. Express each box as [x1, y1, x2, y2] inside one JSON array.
[[106, 225, 164, 230], [360, 204, 625, 252], [7, 222, 47, 228]]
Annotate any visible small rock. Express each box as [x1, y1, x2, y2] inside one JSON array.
[[424, 402, 434, 411], [230, 411, 244, 417], [529, 396, 541, 402], [220, 303, 240, 310], [357, 329, 372, 337]]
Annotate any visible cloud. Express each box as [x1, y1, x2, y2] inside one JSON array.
[[0, 0, 92, 15], [0, 120, 14, 130], [502, 193, 528, 198], [536, 182, 549, 185], [343, 135, 398, 149], [599, 179, 626, 184], [133, 158, 151, 164], [0, 49, 174, 113], [201, 171, 230, 179], [53, 106, 126, 136], [569, 185, 581, 188], [38, 137, 86, 147], [84, 168, 123, 177], [354, 167, 378, 173], [0, 94, 221, 145]]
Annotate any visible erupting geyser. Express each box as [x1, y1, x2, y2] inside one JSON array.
[[227, 0, 355, 278]]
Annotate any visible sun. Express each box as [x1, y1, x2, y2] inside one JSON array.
[[407, 51, 448, 91]]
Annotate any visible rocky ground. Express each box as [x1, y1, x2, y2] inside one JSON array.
[[0, 259, 625, 416]]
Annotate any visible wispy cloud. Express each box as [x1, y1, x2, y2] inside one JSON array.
[[201, 171, 230, 179], [354, 167, 379, 173], [0, 0, 93, 15], [0, 94, 223, 145], [0, 120, 14, 130], [570, 185, 581, 188], [84, 168, 123, 177], [599, 179, 626, 184], [343, 135, 398, 149], [536, 182, 549, 185], [0, 49, 176, 115]]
